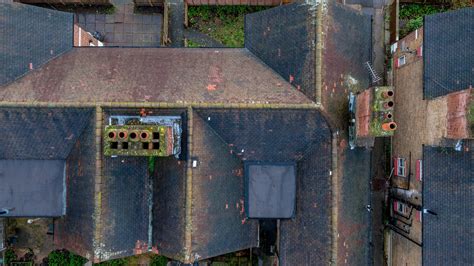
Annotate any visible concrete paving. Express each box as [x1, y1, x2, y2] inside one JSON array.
[[75, 3, 162, 47]]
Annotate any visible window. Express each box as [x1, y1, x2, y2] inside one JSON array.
[[398, 158, 406, 177], [393, 201, 407, 215], [397, 202, 405, 213], [394, 157, 406, 177], [398, 55, 406, 66]]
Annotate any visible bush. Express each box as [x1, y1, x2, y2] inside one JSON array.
[[399, 4, 446, 20], [150, 255, 168, 266], [400, 16, 423, 37], [47, 249, 87, 266], [4, 248, 17, 265], [399, 4, 447, 38]]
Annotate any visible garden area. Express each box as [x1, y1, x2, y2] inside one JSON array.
[[186, 6, 269, 47], [3, 248, 168, 266], [399, 0, 472, 38]]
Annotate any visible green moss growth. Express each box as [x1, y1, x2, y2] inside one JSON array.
[[369, 87, 395, 137]]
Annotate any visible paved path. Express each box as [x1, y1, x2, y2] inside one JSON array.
[[168, 0, 185, 47]]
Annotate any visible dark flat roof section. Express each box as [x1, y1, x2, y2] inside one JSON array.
[[245, 162, 296, 219], [0, 160, 65, 217]]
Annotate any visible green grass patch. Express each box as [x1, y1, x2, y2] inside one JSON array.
[[186, 39, 205, 48], [188, 6, 269, 47]]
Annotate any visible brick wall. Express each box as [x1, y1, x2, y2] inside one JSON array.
[[74, 24, 102, 47]]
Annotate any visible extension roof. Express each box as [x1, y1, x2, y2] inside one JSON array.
[[0, 160, 65, 217], [424, 7, 474, 99], [422, 144, 473, 265]]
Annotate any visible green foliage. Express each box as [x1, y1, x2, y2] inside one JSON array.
[[188, 6, 269, 47], [150, 255, 168, 266], [96, 258, 128, 266], [399, 2, 472, 38], [399, 4, 447, 38], [5, 248, 17, 265], [399, 4, 446, 19], [101, 5, 116, 15], [48, 249, 87, 266], [400, 16, 423, 37]]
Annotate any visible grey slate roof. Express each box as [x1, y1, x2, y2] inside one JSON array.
[[195, 109, 330, 162], [0, 107, 93, 160], [325, 2, 372, 90], [54, 111, 96, 260], [279, 118, 332, 265], [100, 157, 150, 261], [424, 8, 474, 99], [0, 3, 73, 86], [152, 156, 187, 260], [190, 111, 259, 260], [422, 145, 473, 266], [193, 108, 333, 263], [245, 3, 316, 100]]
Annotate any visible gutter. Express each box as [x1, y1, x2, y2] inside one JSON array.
[[314, 1, 324, 104], [184, 106, 194, 263], [331, 131, 339, 265], [0, 101, 321, 110]]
